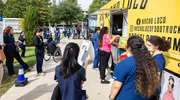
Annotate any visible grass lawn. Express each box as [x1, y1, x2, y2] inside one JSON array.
[[1, 34, 64, 96], [1, 46, 35, 96]]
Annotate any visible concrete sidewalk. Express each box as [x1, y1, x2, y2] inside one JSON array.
[[1, 37, 113, 100]]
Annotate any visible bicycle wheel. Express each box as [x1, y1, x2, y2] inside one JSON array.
[[53, 49, 62, 63], [44, 48, 51, 61]]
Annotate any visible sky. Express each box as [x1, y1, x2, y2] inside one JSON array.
[[77, 0, 93, 10], [50, 0, 93, 10]]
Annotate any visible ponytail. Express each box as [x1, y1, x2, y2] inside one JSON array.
[[33, 28, 43, 37], [147, 36, 171, 52], [33, 30, 38, 37], [160, 39, 171, 52], [98, 27, 108, 47], [127, 36, 159, 98]]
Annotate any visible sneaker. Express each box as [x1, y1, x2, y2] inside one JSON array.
[[11, 74, 17, 77], [42, 71, 46, 73], [92, 68, 99, 71], [101, 80, 110, 84], [5, 68, 8, 72], [37, 72, 45, 76], [27, 67, 32, 71]]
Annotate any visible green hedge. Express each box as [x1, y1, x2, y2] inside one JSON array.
[[24, 5, 39, 46]]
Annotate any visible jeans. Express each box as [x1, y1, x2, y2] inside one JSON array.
[[98, 49, 110, 80], [36, 53, 44, 74], [93, 49, 99, 68], [56, 37, 60, 43], [77, 33, 80, 39]]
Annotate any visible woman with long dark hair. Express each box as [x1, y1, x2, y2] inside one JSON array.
[[18, 31, 26, 58], [55, 43, 86, 100], [3, 26, 31, 77], [110, 36, 159, 100], [98, 27, 119, 84], [146, 36, 171, 100], [33, 28, 47, 76]]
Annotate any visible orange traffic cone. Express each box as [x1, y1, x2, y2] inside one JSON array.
[[15, 65, 28, 87]]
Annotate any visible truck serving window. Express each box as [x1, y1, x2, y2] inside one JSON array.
[[111, 11, 128, 38]]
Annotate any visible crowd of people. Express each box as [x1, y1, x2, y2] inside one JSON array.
[[51, 26, 171, 100], [0, 25, 171, 100]]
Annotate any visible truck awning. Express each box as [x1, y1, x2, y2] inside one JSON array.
[[89, 8, 128, 15]]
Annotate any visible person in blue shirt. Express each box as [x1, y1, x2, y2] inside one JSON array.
[[54, 28, 60, 43], [110, 36, 160, 100], [44, 36, 60, 54], [3, 26, 31, 77], [45, 28, 51, 39], [45, 36, 59, 48], [43, 30, 47, 39], [55, 43, 86, 100], [18, 32, 26, 58], [92, 27, 100, 70], [146, 36, 171, 100]]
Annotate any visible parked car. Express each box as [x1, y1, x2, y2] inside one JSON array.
[[57, 27, 64, 34]]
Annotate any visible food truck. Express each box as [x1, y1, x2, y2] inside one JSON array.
[[90, 0, 180, 99]]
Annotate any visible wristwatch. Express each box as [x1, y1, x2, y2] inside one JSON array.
[[109, 95, 115, 100]]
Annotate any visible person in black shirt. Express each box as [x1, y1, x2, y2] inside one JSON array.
[[3, 26, 31, 77], [33, 28, 47, 76]]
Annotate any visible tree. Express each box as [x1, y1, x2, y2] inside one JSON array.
[[17, 18, 24, 31], [23, 0, 51, 46], [0, 0, 5, 16], [33, 0, 51, 26], [50, 1, 84, 25], [88, 0, 111, 14], [50, 4, 59, 24], [66, 0, 78, 5], [23, 4, 39, 46], [3, 0, 27, 18]]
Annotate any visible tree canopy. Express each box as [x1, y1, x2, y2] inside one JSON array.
[[3, 0, 27, 18], [23, 0, 51, 45], [50, 1, 84, 25], [23, 2, 39, 46], [32, 0, 51, 26], [88, 0, 111, 14], [0, 0, 6, 16], [2, 0, 51, 26], [66, 0, 78, 5]]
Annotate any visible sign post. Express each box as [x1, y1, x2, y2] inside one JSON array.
[[0, 15, 3, 45], [78, 40, 94, 66]]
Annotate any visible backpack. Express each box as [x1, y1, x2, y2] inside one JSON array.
[[67, 30, 70, 34]]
